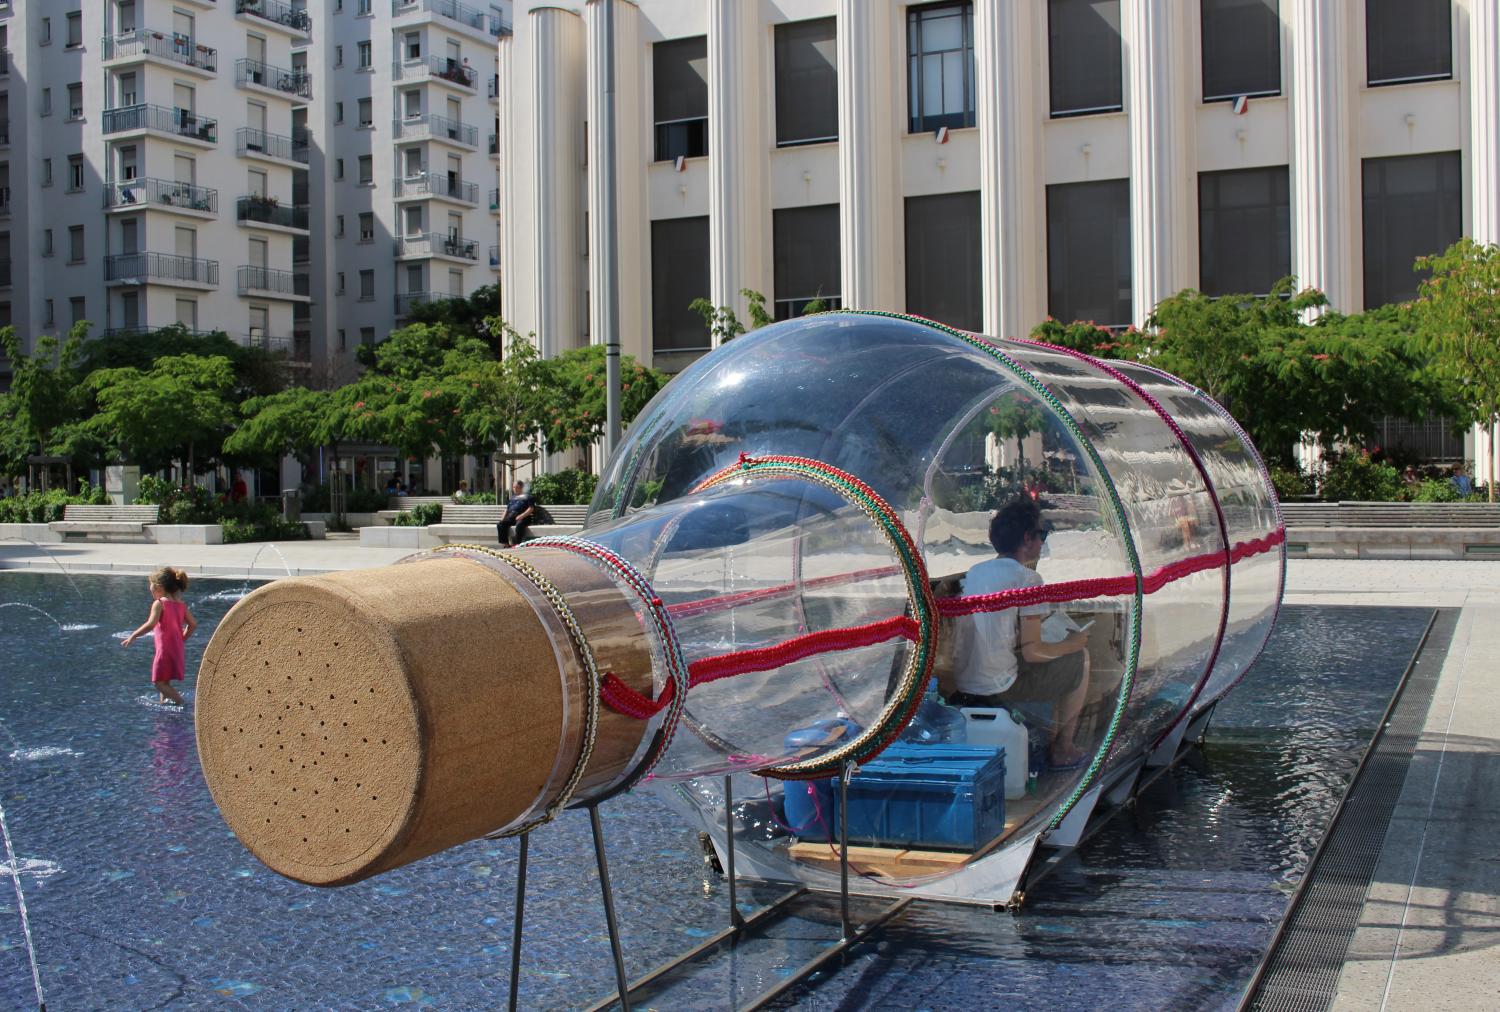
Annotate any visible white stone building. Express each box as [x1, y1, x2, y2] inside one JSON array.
[[497, 0, 1500, 474]]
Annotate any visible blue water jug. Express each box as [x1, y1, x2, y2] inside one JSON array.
[[901, 678, 967, 745]]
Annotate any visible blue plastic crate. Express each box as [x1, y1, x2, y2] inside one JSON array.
[[836, 743, 1007, 851]]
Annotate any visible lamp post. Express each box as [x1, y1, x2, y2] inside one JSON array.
[[601, 0, 622, 462]]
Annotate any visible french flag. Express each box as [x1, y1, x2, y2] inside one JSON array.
[[1232, 95, 1249, 116]]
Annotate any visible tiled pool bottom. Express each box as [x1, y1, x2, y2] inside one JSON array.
[[0, 572, 1430, 1011]]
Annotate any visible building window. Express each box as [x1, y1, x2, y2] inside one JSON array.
[[359, 269, 375, 300], [338, 328, 347, 351], [357, 41, 372, 70], [650, 215, 710, 353], [773, 204, 842, 320], [359, 212, 374, 241], [1362, 151, 1462, 308], [905, 191, 982, 331], [68, 155, 84, 192], [69, 296, 84, 326], [40, 88, 51, 116], [67, 83, 82, 119], [358, 155, 373, 184], [334, 44, 343, 68], [42, 229, 53, 257], [41, 159, 52, 187], [335, 101, 344, 123], [405, 32, 421, 61], [358, 97, 372, 127], [335, 214, 345, 237], [68, 226, 84, 263], [908, 2, 976, 134], [65, 12, 81, 48], [335, 158, 345, 180], [1367, 0, 1452, 86], [336, 272, 346, 294], [40, 17, 51, 46], [775, 19, 839, 147], [1046, 178, 1132, 326], [653, 37, 708, 162], [360, 326, 375, 347], [1048, 0, 1123, 117], [359, 0, 372, 13], [1202, 0, 1280, 101], [44, 299, 54, 327], [1198, 166, 1290, 296]]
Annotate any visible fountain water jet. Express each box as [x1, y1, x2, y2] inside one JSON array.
[[0, 535, 85, 599], [0, 798, 47, 1011]]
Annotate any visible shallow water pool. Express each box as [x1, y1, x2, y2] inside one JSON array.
[[0, 573, 1430, 1010]]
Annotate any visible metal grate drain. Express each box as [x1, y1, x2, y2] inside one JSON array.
[[1240, 608, 1455, 1012]]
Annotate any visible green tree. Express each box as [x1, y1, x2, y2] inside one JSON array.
[[81, 323, 288, 399], [534, 344, 668, 462], [1413, 238, 1500, 500], [688, 288, 777, 345], [84, 354, 238, 475], [223, 386, 334, 466], [0, 323, 89, 465], [459, 324, 546, 479]]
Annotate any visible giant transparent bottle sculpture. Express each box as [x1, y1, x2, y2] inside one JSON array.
[[196, 313, 1284, 904]]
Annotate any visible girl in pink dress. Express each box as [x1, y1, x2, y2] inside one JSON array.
[[122, 567, 197, 706]]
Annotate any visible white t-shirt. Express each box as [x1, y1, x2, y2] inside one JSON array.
[[950, 556, 1050, 696]]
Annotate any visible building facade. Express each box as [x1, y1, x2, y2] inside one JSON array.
[[0, 0, 508, 385], [497, 0, 1500, 472]]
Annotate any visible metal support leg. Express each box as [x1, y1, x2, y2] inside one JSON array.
[[724, 776, 743, 929], [508, 832, 529, 1012], [590, 806, 633, 1012], [838, 761, 853, 943]]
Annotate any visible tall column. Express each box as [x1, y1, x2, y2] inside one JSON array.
[[837, 0, 901, 312], [1124, 1, 1194, 325], [497, 34, 517, 327], [530, 7, 586, 359], [976, 0, 1044, 338], [1288, 0, 1358, 312], [1471, 0, 1500, 488], [708, 0, 768, 334]]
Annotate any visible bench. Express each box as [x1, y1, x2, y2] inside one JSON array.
[[426, 503, 589, 544], [49, 504, 161, 539], [374, 495, 456, 524], [1282, 502, 1500, 528]]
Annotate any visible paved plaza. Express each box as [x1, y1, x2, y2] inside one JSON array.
[[3, 539, 1498, 1007]]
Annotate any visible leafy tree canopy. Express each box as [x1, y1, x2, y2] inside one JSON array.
[[84, 354, 238, 473]]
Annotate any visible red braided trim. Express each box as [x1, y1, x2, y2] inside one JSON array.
[[599, 614, 922, 720], [936, 527, 1285, 618], [665, 565, 904, 620]]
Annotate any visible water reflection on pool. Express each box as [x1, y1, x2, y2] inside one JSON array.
[[0, 573, 1430, 1010]]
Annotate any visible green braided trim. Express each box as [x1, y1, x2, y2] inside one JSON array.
[[813, 310, 1145, 830], [694, 455, 937, 779]]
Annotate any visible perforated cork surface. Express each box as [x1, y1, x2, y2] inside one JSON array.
[[196, 558, 568, 886]]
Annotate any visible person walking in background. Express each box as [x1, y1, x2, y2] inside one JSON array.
[[452, 479, 469, 502], [121, 567, 197, 707], [496, 480, 537, 546]]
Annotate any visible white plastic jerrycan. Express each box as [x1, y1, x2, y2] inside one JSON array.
[[960, 708, 1030, 800]]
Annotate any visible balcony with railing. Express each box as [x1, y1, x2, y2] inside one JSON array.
[[236, 195, 309, 231], [488, 244, 499, 268], [392, 0, 488, 34], [235, 0, 312, 37], [488, 187, 499, 210], [393, 113, 477, 148], [104, 177, 218, 215], [105, 252, 219, 287], [236, 57, 311, 99], [489, 12, 511, 36], [103, 104, 218, 144], [393, 173, 479, 204], [292, 127, 310, 163], [395, 291, 433, 316], [393, 56, 476, 90], [237, 126, 308, 164], [241, 331, 292, 354], [237, 264, 305, 299], [102, 29, 218, 73], [395, 232, 478, 260], [488, 74, 498, 100]]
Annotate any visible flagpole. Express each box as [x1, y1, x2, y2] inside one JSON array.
[[601, 0, 622, 462]]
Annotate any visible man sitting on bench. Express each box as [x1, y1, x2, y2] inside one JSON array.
[[497, 480, 537, 546]]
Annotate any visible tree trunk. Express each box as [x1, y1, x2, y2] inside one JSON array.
[[1491, 414, 1498, 504]]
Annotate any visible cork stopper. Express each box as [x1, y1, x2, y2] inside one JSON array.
[[195, 553, 654, 886]]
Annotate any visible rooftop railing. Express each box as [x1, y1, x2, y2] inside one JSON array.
[[392, 0, 486, 33]]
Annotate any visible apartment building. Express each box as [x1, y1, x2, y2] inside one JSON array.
[[0, 0, 507, 385], [305, 0, 506, 380], [498, 0, 1500, 467]]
